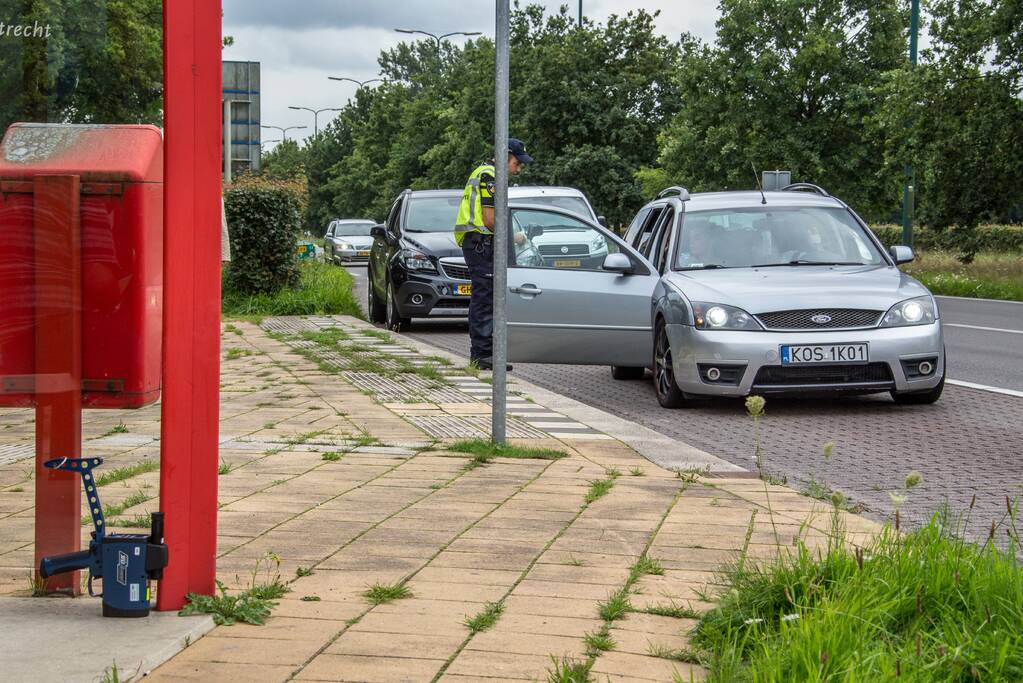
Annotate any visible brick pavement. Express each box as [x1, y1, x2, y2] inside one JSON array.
[[0, 318, 882, 682]]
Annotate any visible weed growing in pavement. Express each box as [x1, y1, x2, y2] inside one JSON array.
[[100, 422, 130, 438], [301, 595, 321, 601], [648, 642, 702, 664], [674, 465, 709, 484], [584, 624, 616, 656], [629, 556, 665, 581], [584, 477, 615, 505], [464, 600, 505, 634], [9, 486, 24, 492], [746, 396, 781, 545], [263, 421, 277, 430], [605, 467, 622, 479], [85, 491, 150, 525], [116, 514, 155, 529], [629, 467, 645, 477], [295, 566, 313, 578], [27, 571, 47, 597], [447, 439, 567, 470], [95, 460, 159, 486], [363, 582, 412, 605], [597, 587, 632, 621], [224, 348, 253, 361], [351, 435, 379, 448], [218, 458, 234, 475], [546, 655, 592, 682], [246, 552, 290, 600], [642, 601, 700, 619], [224, 323, 243, 336], [298, 328, 349, 346], [179, 580, 275, 625], [321, 451, 342, 462], [567, 555, 585, 567]]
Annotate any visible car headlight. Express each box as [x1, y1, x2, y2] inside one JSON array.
[[880, 296, 937, 328], [590, 235, 606, 251], [692, 302, 762, 331], [400, 248, 437, 272], [338, 242, 353, 251]]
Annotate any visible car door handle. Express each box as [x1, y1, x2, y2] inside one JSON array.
[[510, 285, 542, 296]]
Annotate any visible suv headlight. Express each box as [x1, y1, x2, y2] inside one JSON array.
[[692, 302, 762, 331], [400, 248, 437, 272], [880, 296, 937, 328]]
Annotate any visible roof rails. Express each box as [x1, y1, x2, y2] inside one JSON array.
[[656, 186, 691, 201], [781, 183, 830, 197]]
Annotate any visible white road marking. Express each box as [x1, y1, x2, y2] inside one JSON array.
[[945, 323, 1023, 335], [936, 295, 1023, 306], [948, 379, 1023, 399]]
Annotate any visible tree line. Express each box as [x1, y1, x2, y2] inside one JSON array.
[[273, 0, 1020, 238]]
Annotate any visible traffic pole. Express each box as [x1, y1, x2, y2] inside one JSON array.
[[901, 0, 920, 247], [492, 0, 510, 445]]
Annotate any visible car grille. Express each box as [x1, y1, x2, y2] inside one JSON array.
[[538, 244, 588, 257], [753, 363, 893, 387], [756, 308, 882, 330], [439, 262, 471, 280], [433, 299, 469, 309]]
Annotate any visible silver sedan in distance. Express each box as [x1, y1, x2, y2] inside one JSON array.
[[503, 184, 945, 409]]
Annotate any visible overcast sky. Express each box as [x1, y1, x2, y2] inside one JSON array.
[[222, 1, 721, 147]]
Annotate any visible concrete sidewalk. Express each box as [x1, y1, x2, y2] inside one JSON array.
[[0, 317, 882, 682]]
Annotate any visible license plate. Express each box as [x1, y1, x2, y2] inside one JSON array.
[[553, 259, 581, 268], [781, 343, 868, 365], [457, 284, 472, 296], [357, 250, 370, 256]]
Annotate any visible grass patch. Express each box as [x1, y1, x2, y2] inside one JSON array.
[[648, 642, 702, 664], [224, 348, 252, 361], [691, 513, 1023, 681], [95, 460, 159, 486], [363, 582, 412, 605], [447, 439, 568, 468], [295, 566, 313, 578], [218, 458, 234, 475], [629, 556, 665, 581], [597, 588, 632, 622], [464, 600, 505, 634], [584, 624, 616, 656], [179, 580, 276, 625], [301, 595, 321, 601], [222, 261, 361, 318], [546, 655, 593, 683], [86, 491, 150, 524], [902, 250, 1023, 301], [321, 451, 343, 462], [629, 467, 645, 477], [584, 477, 615, 505], [115, 514, 154, 529], [224, 323, 243, 336], [8, 486, 24, 492], [643, 601, 700, 619], [100, 422, 130, 438]]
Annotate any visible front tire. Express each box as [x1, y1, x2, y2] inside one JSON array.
[[367, 266, 386, 323], [653, 320, 689, 408], [386, 280, 411, 332], [891, 374, 944, 405], [611, 366, 645, 380]]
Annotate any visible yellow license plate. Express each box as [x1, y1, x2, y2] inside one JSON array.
[[457, 284, 472, 296], [553, 259, 581, 268], [357, 250, 370, 256]]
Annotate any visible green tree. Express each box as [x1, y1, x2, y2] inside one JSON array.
[[655, 0, 905, 220], [261, 139, 307, 181]]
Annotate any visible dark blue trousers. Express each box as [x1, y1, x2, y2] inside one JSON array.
[[462, 235, 494, 361]]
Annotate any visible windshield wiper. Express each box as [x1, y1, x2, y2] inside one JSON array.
[[750, 260, 867, 268], [679, 264, 729, 270]]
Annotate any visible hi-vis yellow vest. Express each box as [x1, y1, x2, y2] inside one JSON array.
[[454, 163, 495, 246]]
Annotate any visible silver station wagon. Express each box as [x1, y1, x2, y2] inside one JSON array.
[[504, 184, 945, 408]]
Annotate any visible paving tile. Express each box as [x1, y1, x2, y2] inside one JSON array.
[[170, 634, 324, 666], [325, 631, 463, 659], [147, 660, 294, 682], [296, 653, 444, 682], [590, 651, 706, 681], [446, 650, 553, 680]]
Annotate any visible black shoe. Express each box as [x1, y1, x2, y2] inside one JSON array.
[[475, 356, 512, 372]]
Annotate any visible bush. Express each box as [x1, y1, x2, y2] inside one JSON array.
[[872, 224, 1023, 253], [222, 261, 361, 319], [224, 178, 305, 295]]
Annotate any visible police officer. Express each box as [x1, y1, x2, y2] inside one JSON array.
[[455, 138, 533, 370]]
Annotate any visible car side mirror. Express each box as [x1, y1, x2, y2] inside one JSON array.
[[889, 245, 914, 265], [602, 252, 633, 274], [526, 225, 544, 239], [597, 216, 608, 228]]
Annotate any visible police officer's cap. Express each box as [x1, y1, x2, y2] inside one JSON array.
[[508, 138, 534, 164]]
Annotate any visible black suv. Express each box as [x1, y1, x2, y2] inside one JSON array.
[[367, 190, 474, 331]]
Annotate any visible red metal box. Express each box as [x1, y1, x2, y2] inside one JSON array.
[[0, 124, 163, 408]]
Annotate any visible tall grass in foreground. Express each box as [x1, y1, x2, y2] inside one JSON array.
[[222, 261, 361, 318], [692, 510, 1023, 681], [902, 251, 1023, 301]]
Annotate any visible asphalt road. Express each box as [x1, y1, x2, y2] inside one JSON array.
[[349, 266, 1023, 538]]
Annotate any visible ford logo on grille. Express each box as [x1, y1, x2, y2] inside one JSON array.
[[811, 314, 833, 325]]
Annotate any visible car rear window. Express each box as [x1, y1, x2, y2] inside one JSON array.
[[675, 206, 884, 270], [405, 196, 462, 233]]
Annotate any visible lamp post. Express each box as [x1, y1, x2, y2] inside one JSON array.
[[260, 124, 307, 142], [260, 139, 281, 150], [287, 106, 341, 136], [902, 0, 920, 247], [492, 2, 510, 444], [327, 76, 382, 89], [394, 28, 482, 50], [578, 0, 583, 27]]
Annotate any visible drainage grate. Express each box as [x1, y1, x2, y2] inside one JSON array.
[[0, 443, 34, 466]]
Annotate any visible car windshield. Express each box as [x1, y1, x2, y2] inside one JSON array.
[[335, 222, 374, 236], [514, 195, 593, 220], [405, 195, 462, 233], [674, 206, 884, 270]]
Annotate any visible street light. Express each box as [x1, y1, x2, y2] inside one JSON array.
[[327, 76, 382, 89], [394, 28, 482, 49], [287, 106, 341, 136], [260, 139, 281, 150], [260, 124, 307, 141]]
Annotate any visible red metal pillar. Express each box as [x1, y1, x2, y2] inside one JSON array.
[[156, 0, 223, 610], [33, 175, 83, 594]]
